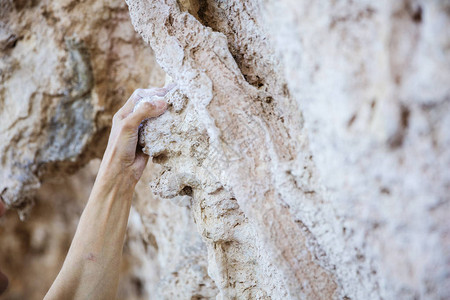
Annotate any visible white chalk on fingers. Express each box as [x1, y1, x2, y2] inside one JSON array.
[[133, 95, 166, 114]]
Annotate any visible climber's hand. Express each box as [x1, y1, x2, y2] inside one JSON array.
[[45, 87, 174, 300], [97, 87, 171, 185]]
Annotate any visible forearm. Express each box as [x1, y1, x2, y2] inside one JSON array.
[[45, 167, 135, 300], [44, 86, 169, 299]]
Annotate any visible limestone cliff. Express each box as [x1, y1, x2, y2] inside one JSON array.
[[0, 0, 164, 219], [0, 0, 449, 299], [0, 0, 163, 298], [126, 0, 450, 299]]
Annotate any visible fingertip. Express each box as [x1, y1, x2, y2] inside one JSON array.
[[166, 82, 177, 90], [155, 83, 176, 97], [128, 100, 167, 128], [140, 100, 167, 115]]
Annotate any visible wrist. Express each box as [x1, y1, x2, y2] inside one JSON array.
[[98, 152, 139, 182], [93, 162, 136, 201]]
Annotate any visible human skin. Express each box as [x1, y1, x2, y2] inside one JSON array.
[[40, 86, 172, 300]]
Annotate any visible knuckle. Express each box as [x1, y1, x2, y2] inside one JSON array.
[[112, 113, 121, 124], [141, 101, 153, 110], [154, 88, 167, 95], [132, 88, 144, 98]]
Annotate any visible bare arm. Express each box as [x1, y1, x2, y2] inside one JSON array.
[[44, 87, 170, 300]]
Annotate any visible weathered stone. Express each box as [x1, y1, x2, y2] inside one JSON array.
[[126, 0, 450, 299], [128, 165, 218, 299], [0, 0, 449, 299], [0, 0, 163, 219]]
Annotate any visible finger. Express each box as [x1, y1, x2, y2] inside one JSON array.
[[123, 100, 168, 131], [164, 82, 177, 92], [116, 88, 172, 120]]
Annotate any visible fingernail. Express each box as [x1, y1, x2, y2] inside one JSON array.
[[157, 83, 176, 96], [166, 83, 176, 91]]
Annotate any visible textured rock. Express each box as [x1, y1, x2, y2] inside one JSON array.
[[126, 0, 450, 299], [127, 165, 218, 299], [1, 0, 449, 299], [0, 0, 164, 219], [262, 1, 450, 299]]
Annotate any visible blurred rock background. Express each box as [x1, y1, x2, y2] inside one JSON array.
[[0, 0, 164, 299], [1, 0, 449, 299]]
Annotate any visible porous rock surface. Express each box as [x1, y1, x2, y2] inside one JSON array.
[[0, 0, 449, 299], [0, 0, 163, 219], [126, 0, 450, 299]]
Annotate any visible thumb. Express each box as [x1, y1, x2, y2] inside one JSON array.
[[133, 148, 150, 180]]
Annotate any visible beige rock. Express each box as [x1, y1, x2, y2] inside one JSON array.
[[1, 0, 449, 299], [126, 0, 450, 299], [127, 0, 336, 298], [0, 1, 167, 297], [0, 0, 164, 219], [127, 164, 218, 299]]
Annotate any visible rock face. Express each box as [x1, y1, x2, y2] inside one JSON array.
[[1, 0, 449, 299], [126, 0, 450, 299], [0, 1, 167, 298], [0, 0, 163, 219], [127, 164, 219, 299]]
